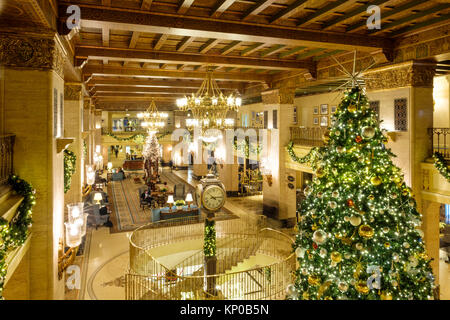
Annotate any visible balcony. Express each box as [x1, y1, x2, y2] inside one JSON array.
[[290, 127, 328, 147], [429, 128, 450, 159]]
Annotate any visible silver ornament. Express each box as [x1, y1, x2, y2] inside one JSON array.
[[328, 201, 337, 209], [362, 126, 376, 139], [349, 215, 362, 226], [312, 230, 327, 244]]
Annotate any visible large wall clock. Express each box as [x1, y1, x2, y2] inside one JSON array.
[[195, 173, 226, 214]]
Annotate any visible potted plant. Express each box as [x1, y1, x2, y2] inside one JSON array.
[[175, 199, 185, 211], [160, 187, 168, 193]]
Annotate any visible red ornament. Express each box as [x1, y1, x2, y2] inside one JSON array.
[[347, 199, 354, 207], [312, 243, 318, 250], [355, 136, 363, 143]]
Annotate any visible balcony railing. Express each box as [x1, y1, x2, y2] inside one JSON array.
[[0, 134, 15, 185], [429, 128, 450, 159], [290, 127, 328, 147]]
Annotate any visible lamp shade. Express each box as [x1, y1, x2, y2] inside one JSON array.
[[167, 195, 174, 204], [67, 202, 84, 225], [65, 222, 82, 248], [107, 162, 113, 170], [94, 192, 103, 202], [185, 193, 193, 202]]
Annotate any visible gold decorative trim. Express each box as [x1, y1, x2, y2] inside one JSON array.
[[261, 88, 295, 105], [0, 33, 65, 78], [64, 84, 82, 100]]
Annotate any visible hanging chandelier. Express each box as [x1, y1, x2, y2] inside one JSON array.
[[176, 68, 241, 132], [137, 99, 168, 133]]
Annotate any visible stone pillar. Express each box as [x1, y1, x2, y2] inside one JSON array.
[[261, 88, 297, 225], [64, 84, 83, 204], [1, 32, 67, 299], [421, 200, 441, 286]]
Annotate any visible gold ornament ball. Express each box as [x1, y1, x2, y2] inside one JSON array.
[[362, 126, 376, 139], [348, 104, 357, 113], [349, 215, 362, 226], [380, 292, 393, 300], [355, 281, 369, 295], [315, 168, 325, 178], [323, 131, 331, 144], [370, 176, 382, 186], [358, 224, 374, 239], [331, 251, 342, 263]]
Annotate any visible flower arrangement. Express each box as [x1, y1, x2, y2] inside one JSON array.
[[174, 199, 185, 207]]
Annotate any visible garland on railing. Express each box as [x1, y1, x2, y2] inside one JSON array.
[[0, 175, 35, 299], [64, 149, 76, 194], [83, 140, 87, 158], [286, 141, 322, 165], [204, 219, 216, 258], [233, 140, 262, 158], [105, 131, 170, 144], [433, 152, 450, 182]]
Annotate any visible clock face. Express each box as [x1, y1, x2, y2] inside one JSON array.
[[202, 185, 226, 212]]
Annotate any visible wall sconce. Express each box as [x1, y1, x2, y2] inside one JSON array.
[[86, 165, 95, 185], [107, 162, 113, 172], [264, 174, 273, 187], [260, 158, 273, 186], [168, 145, 173, 152], [58, 203, 87, 280]]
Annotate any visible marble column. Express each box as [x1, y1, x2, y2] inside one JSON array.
[[64, 83, 83, 204], [261, 88, 297, 225], [421, 200, 441, 286], [1, 32, 67, 299]]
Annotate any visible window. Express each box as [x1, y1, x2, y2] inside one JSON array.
[[264, 111, 268, 129], [369, 101, 380, 122], [293, 107, 297, 124], [394, 98, 407, 131], [272, 110, 278, 129]]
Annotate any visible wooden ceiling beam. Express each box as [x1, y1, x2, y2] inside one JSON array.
[[242, 0, 277, 21], [199, 39, 221, 54], [177, 0, 195, 15], [83, 65, 272, 82], [76, 46, 315, 71], [269, 0, 308, 24], [102, 27, 110, 47], [176, 36, 195, 52], [260, 44, 286, 57], [322, 0, 390, 30], [220, 41, 241, 55], [129, 32, 140, 48], [88, 78, 245, 89], [240, 43, 265, 56], [154, 34, 168, 50], [101, 0, 111, 6], [296, 0, 349, 27], [278, 46, 306, 58], [346, 0, 429, 32], [369, 3, 450, 35], [65, 5, 393, 52], [389, 13, 450, 37], [93, 86, 200, 94], [211, 0, 236, 18]]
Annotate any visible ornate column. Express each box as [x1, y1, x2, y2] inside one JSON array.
[[0, 31, 67, 299], [261, 88, 297, 225], [64, 83, 83, 204]]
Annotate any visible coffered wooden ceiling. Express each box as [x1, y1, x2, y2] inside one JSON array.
[[50, 0, 450, 110]]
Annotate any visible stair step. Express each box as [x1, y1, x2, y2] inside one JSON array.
[[0, 184, 12, 203], [0, 191, 24, 223]]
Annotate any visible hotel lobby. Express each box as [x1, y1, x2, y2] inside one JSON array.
[[0, 0, 449, 302]]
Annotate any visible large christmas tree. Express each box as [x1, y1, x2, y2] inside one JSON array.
[[290, 86, 435, 300]]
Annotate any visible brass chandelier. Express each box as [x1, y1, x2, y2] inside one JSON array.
[[137, 99, 168, 132], [176, 68, 241, 131]]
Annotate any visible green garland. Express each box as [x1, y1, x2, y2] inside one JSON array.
[[0, 175, 35, 299], [203, 219, 216, 257], [233, 140, 262, 158], [105, 131, 170, 144], [83, 140, 87, 158], [286, 141, 322, 166], [64, 149, 77, 194], [433, 152, 450, 182]]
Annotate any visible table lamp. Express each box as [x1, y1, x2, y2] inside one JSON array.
[[167, 195, 174, 212], [185, 193, 193, 209], [94, 192, 103, 205]]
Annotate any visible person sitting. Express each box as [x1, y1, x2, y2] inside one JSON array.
[[140, 189, 153, 204]]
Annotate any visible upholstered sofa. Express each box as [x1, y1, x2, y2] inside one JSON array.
[[151, 205, 200, 222]]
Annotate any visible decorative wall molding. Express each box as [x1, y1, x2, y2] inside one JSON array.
[[0, 33, 65, 78], [261, 88, 295, 105], [64, 84, 82, 100], [364, 61, 436, 91]]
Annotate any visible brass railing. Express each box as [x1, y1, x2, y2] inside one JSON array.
[[126, 215, 295, 300], [429, 128, 450, 159], [0, 134, 15, 185], [290, 127, 327, 147]]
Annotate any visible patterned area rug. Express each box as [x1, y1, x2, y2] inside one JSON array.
[[108, 179, 151, 233]]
